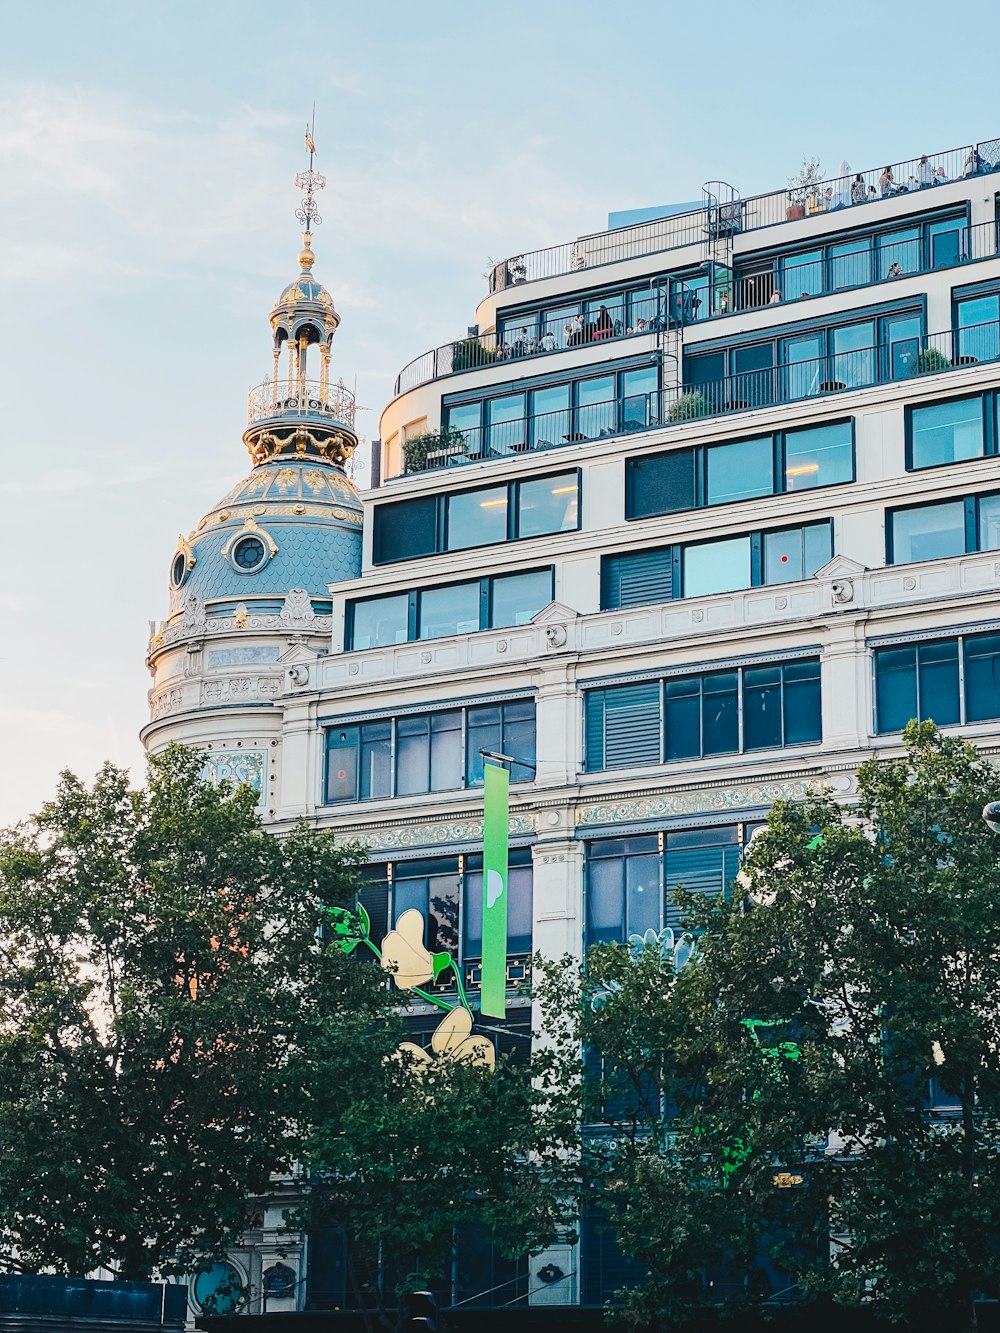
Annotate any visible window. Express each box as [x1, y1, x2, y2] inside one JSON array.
[[706, 436, 773, 505], [626, 421, 853, 521], [829, 238, 872, 290], [230, 535, 268, 572], [955, 293, 1000, 364], [487, 393, 526, 453], [517, 472, 579, 537], [448, 486, 507, 550], [466, 699, 535, 786], [576, 375, 616, 437], [878, 227, 920, 279], [373, 495, 437, 564], [889, 492, 1000, 564], [602, 521, 832, 610], [348, 567, 555, 647], [531, 384, 571, 446], [908, 397, 985, 469], [876, 630, 1000, 733], [491, 568, 553, 628], [874, 640, 960, 732], [782, 248, 824, 299], [832, 320, 875, 389], [683, 536, 752, 597], [419, 581, 480, 639], [324, 699, 535, 801], [350, 592, 409, 649], [585, 827, 744, 945], [783, 421, 854, 489], [464, 854, 533, 957], [584, 656, 821, 771]]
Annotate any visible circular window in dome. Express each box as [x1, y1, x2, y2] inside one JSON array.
[[231, 534, 268, 573], [170, 552, 187, 588]]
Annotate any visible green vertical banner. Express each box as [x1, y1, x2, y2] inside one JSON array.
[[481, 762, 509, 1020]]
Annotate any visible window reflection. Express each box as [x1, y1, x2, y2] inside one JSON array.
[[683, 537, 752, 596], [891, 501, 966, 563], [518, 473, 578, 537]]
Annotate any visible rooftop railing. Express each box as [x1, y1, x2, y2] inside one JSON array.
[[399, 318, 1000, 476], [392, 219, 1000, 398], [486, 137, 1000, 294], [247, 376, 357, 430]]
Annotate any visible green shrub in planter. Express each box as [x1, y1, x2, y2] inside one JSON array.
[[450, 337, 497, 372], [403, 428, 467, 473], [667, 390, 709, 421], [918, 346, 952, 374]]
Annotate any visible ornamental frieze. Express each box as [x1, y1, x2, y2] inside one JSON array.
[[576, 781, 814, 827], [339, 812, 537, 853]]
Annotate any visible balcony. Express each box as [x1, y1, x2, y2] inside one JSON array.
[[398, 320, 1000, 476], [246, 376, 357, 431], [393, 218, 1000, 399], [486, 137, 999, 294]]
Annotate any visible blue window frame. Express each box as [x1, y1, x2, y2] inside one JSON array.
[[585, 826, 744, 946], [602, 521, 833, 610], [955, 292, 1000, 364], [876, 629, 1000, 733], [907, 395, 987, 470], [348, 567, 554, 648], [888, 492, 1000, 564], [323, 699, 535, 802], [625, 420, 854, 521], [584, 656, 821, 771]]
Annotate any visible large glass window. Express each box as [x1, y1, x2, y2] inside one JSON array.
[[395, 711, 462, 796], [890, 501, 967, 563], [419, 582, 481, 639], [446, 401, 483, 440], [781, 331, 824, 400], [829, 238, 872, 290], [517, 472, 579, 537], [763, 521, 833, 584], [466, 699, 535, 786], [621, 365, 659, 428], [664, 671, 738, 760], [373, 496, 436, 564], [965, 633, 1000, 722], [350, 593, 409, 650], [539, 304, 581, 348], [956, 295, 1000, 364], [663, 828, 741, 930], [878, 227, 920, 279], [706, 436, 773, 505], [781, 248, 824, 300], [909, 397, 984, 469], [743, 660, 820, 749], [683, 536, 752, 597], [487, 393, 526, 453], [927, 217, 965, 269], [576, 375, 616, 438], [832, 320, 875, 389], [874, 640, 960, 732], [465, 856, 533, 958], [325, 700, 535, 802], [491, 569, 552, 628], [979, 495, 1000, 551], [626, 448, 695, 518], [393, 862, 460, 957], [784, 420, 854, 489], [447, 485, 508, 551], [586, 837, 661, 945], [531, 384, 571, 447]]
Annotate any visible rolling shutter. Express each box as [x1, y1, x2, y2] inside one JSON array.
[[585, 684, 662, 771], [601, 547, 674, 610]]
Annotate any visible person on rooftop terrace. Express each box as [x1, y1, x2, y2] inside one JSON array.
[[964, 148, 982, 176], [879, 166, 902, 197], [593, 305, 614, 339], [919, 155, 934, 186], [935, 165, 950, 183], [851, 173, 867, 204]]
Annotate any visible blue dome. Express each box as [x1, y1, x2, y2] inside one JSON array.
[[166, 459, 362, 618]]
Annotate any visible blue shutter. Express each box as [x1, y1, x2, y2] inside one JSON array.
[[587, 684, 661, 771], [601, 548, 674, 610], [663, 844, 740, 929]]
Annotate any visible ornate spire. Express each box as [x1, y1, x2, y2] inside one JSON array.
[[293, 107, 326, 238], [241, 118, 357, 471]]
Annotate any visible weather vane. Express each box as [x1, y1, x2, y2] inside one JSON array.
[[294, 104, 326, 231]]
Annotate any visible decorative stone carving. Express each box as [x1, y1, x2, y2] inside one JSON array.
[[279, 587, 316, 628], [545, 624, 568, 649], [288, 664, 310, 687], [577, 780, 813, 827], [181, 593, 207, 632], [831, 579, 854, 604]]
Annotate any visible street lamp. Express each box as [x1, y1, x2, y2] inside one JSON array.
[[982, 802, 1000, 834]]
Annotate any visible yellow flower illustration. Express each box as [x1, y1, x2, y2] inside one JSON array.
[[379, 909, 435, 990], [397, 1006, 495, 1071]]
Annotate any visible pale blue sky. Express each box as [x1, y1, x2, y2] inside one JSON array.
[[2, 0, 999, 822]]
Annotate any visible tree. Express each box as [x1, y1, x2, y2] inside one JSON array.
[[0, 745, 376, 1283], [539, 724, 1000, 1329], [297, 906, 579, 1333]]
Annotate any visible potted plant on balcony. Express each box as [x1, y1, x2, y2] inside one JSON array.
[[917, 346, 952, 375], [787, 156, 823, 220], [403, 428, 468, 473], [507, 255, 528, 284], [450, 336, 497, 372], [667, 389, 709, 421]]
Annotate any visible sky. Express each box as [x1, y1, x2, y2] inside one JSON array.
[[2, 0, 1000, 825]]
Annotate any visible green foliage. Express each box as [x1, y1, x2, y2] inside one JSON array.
[[402, 428, 468, 472], [918, 345, 953, 374], [667, 390, 709, 421], [0, 745, 375, 1281], [537, 724, 1000, 1327], [449, 337, 497, 373]]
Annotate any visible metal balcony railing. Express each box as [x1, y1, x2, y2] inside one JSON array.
[[400, 319, 1000, 475], [393, 218, 1000, 398], [247, 376, 357, 430], [486, 136, 1000, 295]]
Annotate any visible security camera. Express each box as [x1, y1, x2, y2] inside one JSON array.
[[982, 802, 1000, 835]]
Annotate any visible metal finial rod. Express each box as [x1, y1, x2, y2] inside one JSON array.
[[294, 105, 326, 230]]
